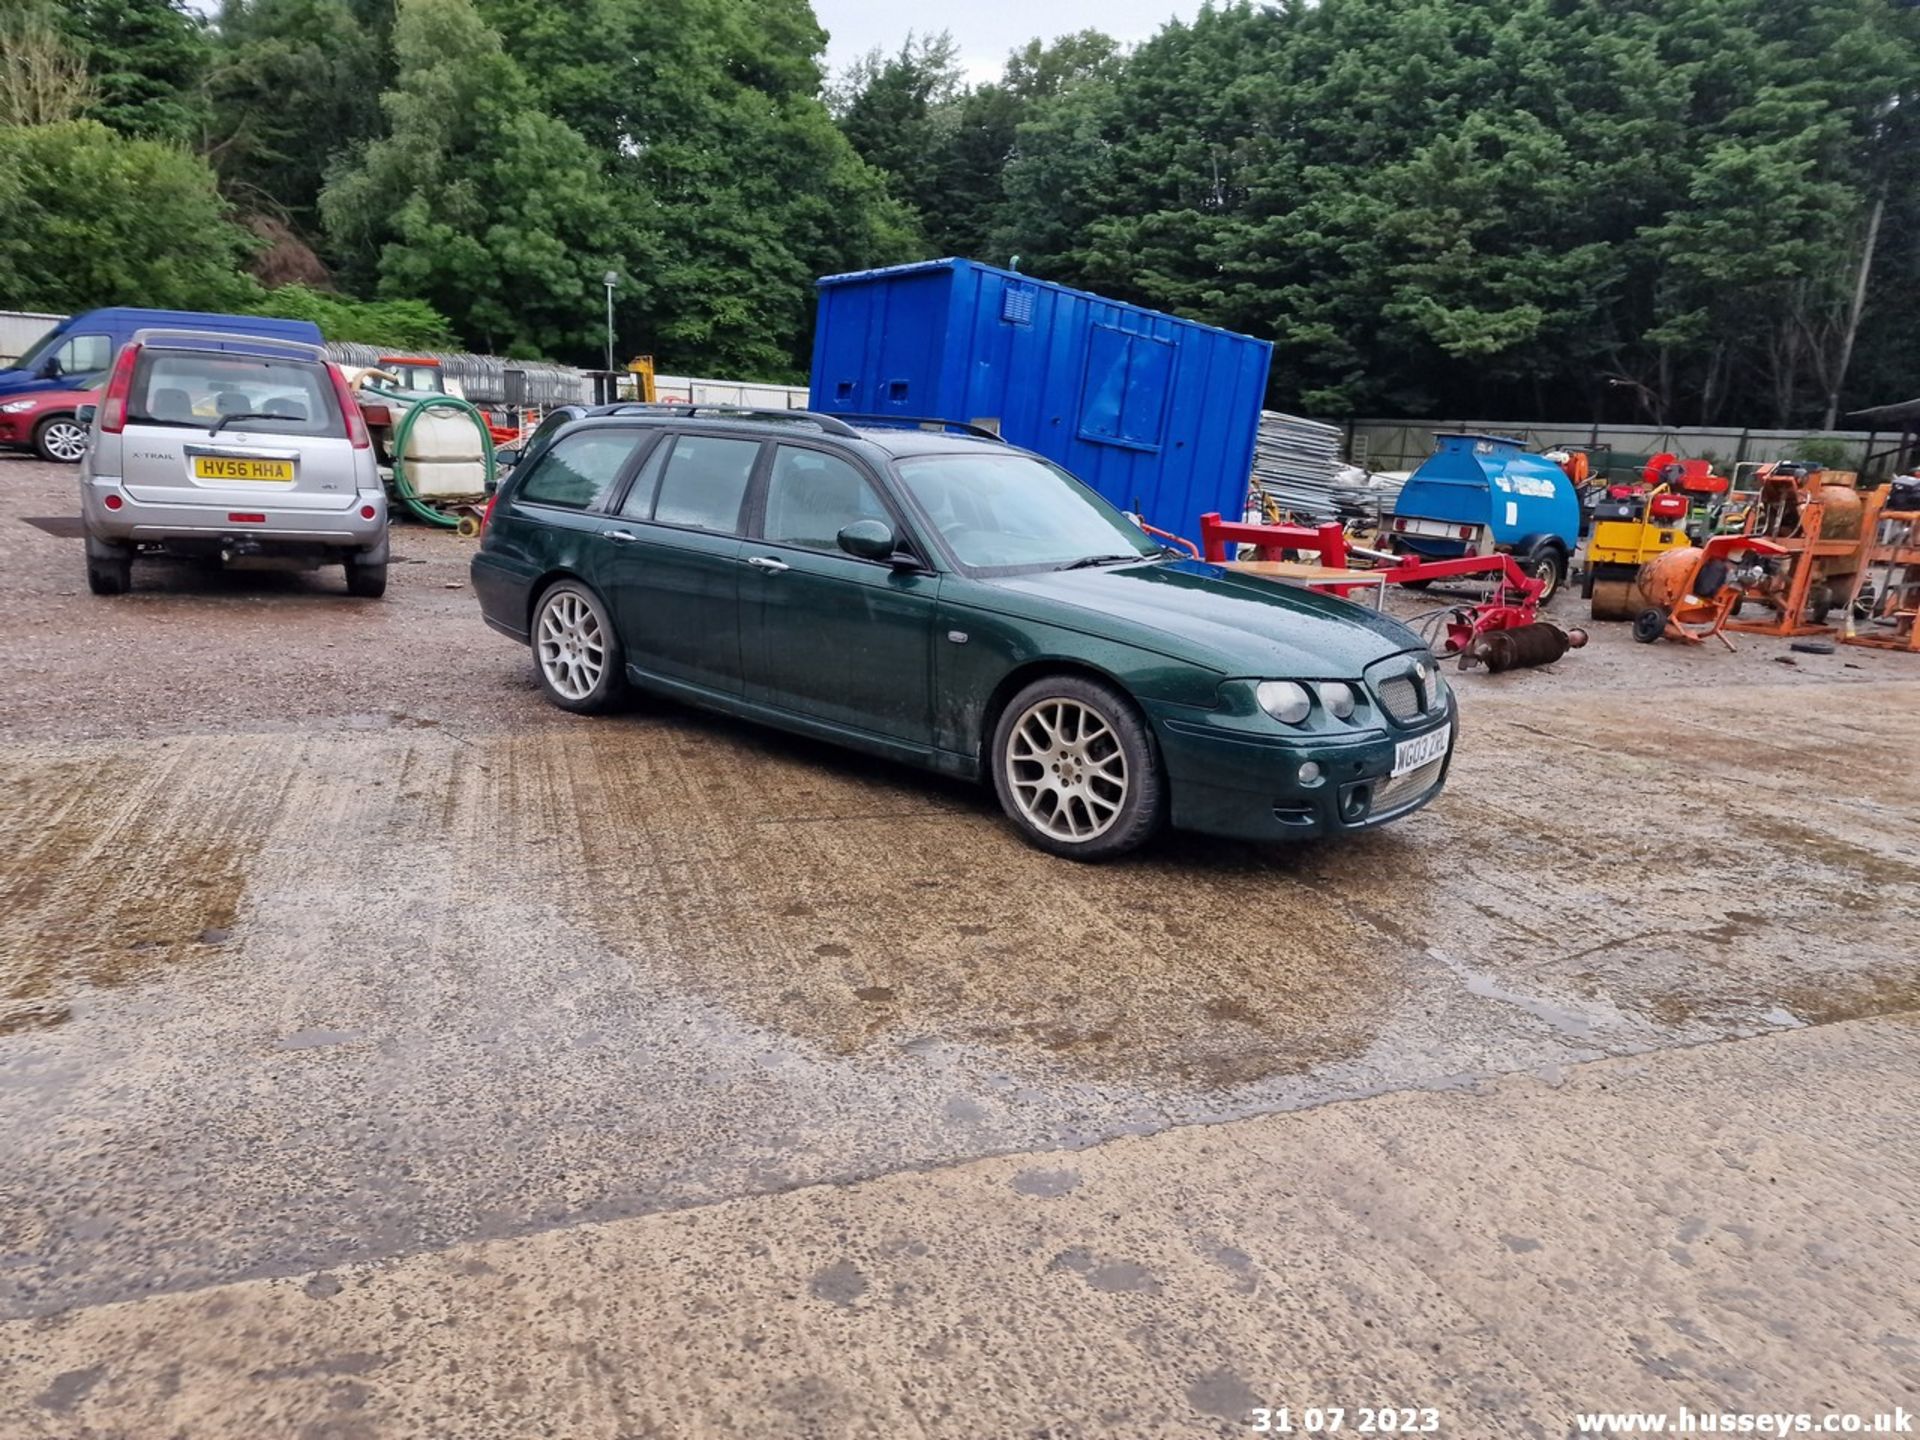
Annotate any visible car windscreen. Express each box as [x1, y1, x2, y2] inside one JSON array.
[[890, 451, 1161, 573], [129, 350, 344, 437]]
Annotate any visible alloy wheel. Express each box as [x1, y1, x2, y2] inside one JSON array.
[[42, 421, 87, 462], [1004, 697, 1128, 843], [537, 591, 607, 701]]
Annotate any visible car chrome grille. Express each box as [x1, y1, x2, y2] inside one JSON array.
[[1373, 674, 1422, 724], [1372, 757, 1445, 814]]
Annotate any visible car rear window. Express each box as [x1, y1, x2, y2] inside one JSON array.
[[131, 351, 343, 437]]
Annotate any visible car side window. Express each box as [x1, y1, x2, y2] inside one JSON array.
[[53, 334, 110, 377], [762, 447, 891, 553], [515, 430, 640, 510], [649, 434, 760, 533]]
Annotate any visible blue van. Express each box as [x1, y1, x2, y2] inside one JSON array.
[[1386, 432, 1581, 600], [0, 308, 324, 400]]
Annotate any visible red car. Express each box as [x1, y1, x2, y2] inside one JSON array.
[[0, 382, 100, 463]]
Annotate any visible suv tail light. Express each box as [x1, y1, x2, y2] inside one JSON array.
[[327, 363, 371, 450], [480, 490, 498, 533], [100, 344, 140, 434]]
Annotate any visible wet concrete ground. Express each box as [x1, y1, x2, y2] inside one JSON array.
[[2, 454, 1917, 1435]]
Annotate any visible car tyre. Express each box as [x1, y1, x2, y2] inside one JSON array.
[[33, 414, 89, 464], [86, 556, 132, 595], [990, 674, 1164, 861], [532, 579, 627, 714], [344, 557, 388, 598]]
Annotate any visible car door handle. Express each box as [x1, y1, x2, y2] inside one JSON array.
[[744, 555, 790, 573], [603, 529, 638, 543]]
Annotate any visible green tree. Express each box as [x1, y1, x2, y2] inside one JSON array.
[[206, 0, 387, 231], [56, 0, 211, 142], [320, 0, 625, 357], [476, 0, 919, 375], [0, 119, 251, 311]]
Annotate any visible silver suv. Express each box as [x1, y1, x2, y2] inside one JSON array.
[[79, 329, 390, 597]]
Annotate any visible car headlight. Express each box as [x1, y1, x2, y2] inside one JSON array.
[[1316, 681, 1357, 720], [1256, 680, 1313, 724], [0, 400, 35, 413]]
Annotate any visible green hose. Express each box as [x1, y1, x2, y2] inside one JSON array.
[[363, 384, 495, 530]]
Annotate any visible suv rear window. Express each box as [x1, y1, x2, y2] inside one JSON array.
[[130, 350, 343, 437]]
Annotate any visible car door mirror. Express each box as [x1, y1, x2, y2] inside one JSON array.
[[74, 403, 96, 427], [495, 447, 520, 472], [837, 518, 896, 561]]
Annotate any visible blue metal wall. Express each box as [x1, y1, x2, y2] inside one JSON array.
[[808, 259, 1272, 534]]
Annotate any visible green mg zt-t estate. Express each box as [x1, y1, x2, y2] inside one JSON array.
[[471, 408, 1456, 860]]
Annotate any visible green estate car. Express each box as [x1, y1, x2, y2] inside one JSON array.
[[470, 408, 1457, 860]]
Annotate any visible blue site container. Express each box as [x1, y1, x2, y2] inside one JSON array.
[[1389, 433, 1580, 569], [808, 259, 1272, 533]]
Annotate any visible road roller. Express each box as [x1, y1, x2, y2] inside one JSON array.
[[1583, 488, 1691, 620]]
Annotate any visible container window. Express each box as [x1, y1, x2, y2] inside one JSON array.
[[1078, 326, 1173, 451], [887, 380, 910, 403]]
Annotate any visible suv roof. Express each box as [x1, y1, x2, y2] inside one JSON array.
[[569, 404, 1011, 457]]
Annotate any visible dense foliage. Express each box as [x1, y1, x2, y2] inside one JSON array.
[[0, 0, 1913, 421]]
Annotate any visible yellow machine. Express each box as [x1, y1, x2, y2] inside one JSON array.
[[627, 354, 657, 403], [1583, 487, 1692, 619]]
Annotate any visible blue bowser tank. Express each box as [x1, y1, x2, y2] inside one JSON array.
[[1387, 433, 1580, 597]]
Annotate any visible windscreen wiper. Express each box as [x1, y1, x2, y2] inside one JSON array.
[[208, 412, 283, 436], [1057, 553, 1146, 570]]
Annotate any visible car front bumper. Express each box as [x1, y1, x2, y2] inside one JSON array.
[[1148, 695, 1458, 842]]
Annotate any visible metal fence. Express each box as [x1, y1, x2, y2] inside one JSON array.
[[0, 310, 62, 365], [1348, 418, 1893, 476]]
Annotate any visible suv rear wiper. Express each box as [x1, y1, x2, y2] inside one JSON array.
[[208, 412, 284, 437], [1057, 553, 1146, 571]]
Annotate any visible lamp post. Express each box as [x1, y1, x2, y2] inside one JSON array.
[[602, 269, 619, 377]]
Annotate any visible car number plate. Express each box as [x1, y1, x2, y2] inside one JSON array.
[[1392, 723, 1451, 776], [193, 456, 294, 482]]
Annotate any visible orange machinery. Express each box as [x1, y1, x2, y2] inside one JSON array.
[[1842, 502, 1920, 653], [1632, 535, 1789, 649], [1725, 464, 1884, 638]]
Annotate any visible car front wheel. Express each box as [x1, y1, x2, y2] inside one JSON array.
[[34, 415, 88, 463], [991, 674, 1164, 861], [532, 580, 627, 714]]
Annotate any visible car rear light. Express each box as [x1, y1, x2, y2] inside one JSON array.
[[361, 404, 392, 428], [360, 504, 377, 519], [326, 364, 371, 450], [1393, 518, 1407, 532], [103, 493, 123, 511], [99, 344, 140, 434], [228, 513, 266, 523], [480, 490, 498, 533]]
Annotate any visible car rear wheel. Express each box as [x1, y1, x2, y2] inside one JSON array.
[[33, 415, 88, 464], [344, 557, 388, 598], [533, 580, 626, 714], [86, 556, 131, 595], [991, 675, 1164, 861]]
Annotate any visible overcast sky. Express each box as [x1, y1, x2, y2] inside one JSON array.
[[815, 1, 1197, 83]]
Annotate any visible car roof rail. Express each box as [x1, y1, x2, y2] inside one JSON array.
[[129, 328, 328, 361], [830, 414, 1008, 442], [590, 402, 860, 437]]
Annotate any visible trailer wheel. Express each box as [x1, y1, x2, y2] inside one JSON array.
[[1523, 542, 1567, 603], [1632, 608, 1667, 644]]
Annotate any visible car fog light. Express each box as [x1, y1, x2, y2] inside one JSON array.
[[1298, 761, 1323, 785], [1256, 680, 1312, 724], [1316, 681, 1356, 719]]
